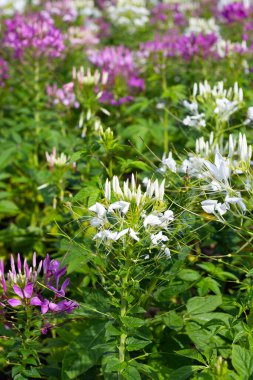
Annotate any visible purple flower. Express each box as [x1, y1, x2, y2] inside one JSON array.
[[150, 3, 186, 27], [3, 12, 65, 59], [221, 2, 249, 23], [88, 46, 144, 105], [44, 0, 77, 23], [1, 253, 78, 317], [47, 82, 79, 108], [8, 283, 34, 307]]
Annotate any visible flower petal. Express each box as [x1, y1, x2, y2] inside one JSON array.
[[24, 283, 33, 299], [8, 298, 22, 307], [12, 284, 24, 299]]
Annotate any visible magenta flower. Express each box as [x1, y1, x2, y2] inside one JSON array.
[[7, 283, 34, 307], [221, 2, 249, 23], [1, 253, 78, 319], [88, 46, 145, 105], [47, 82, 79, 108], [3, 12, 65, 59]]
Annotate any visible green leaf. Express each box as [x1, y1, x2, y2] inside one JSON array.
[[170, 365, 206, 380], [186, 295, 222, 315], [163, 311, 184, 331], [126, 337, 151, 351], [123, 366, 142, 380], [175, 349, 207, 365], [0, 200, 19, 215], [232, 345, 253, 379], [121, 316, 146, 328], [177, 269, 201, 282], [62, 320, 105, 379]]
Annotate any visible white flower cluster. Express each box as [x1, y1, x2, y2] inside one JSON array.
[[185, 18, 220, 36], [183, 81, 244, 128], [88, 175, 173, 258], [106, 0, 150, 32]]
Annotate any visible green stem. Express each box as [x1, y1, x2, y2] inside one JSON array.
[[118, 262, 131, 378]]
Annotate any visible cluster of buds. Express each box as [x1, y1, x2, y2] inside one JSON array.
[[72, 67, 108, 88], [45, 148, 69, 168], [183, 81, 244, 126], [0, 253, 78, 325], [88, 175, 173, 258]]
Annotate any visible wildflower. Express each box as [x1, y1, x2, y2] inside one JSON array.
[[159, 152, 177, 173], [0, 253, 78, 317], [88, 46, 144, 105], [44, 0, 77, 23], [106, 0, 150, 32], [7, 283, 34, 307], [47, 82, 79, 109], [201, 200, 228, 216], [3, 13, 65, 59]]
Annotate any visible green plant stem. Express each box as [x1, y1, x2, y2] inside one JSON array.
[[118, 262, 131, 379]]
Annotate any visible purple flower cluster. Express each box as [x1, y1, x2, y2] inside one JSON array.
[[44, 0, 77, 23], [139, 31, 218, 64], [150, 3, 186, 28], [0, 253, 78, 316], [0, 57, 9, 87], [47, 82, 79, 108], [88, 46, 145, 105], [221, 2, 249, 23], [3, 12, 65, 59]]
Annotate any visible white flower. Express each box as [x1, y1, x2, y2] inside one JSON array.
[[204, 153, 231, 190], [225, 194, 246, 212], [115, 228, 139, 241], [143, 214, 161, 228], [93, 230, 118, 241], [144, 210, 174, 228], [159, 152, 177, 173], [89, 202, 107, 226], [183, 114, 206, 128], [151, 231, 169, 245], [186, 17, 220, 36], [89, 203, 107, 218], [201, 200, 228, 216], [214, 98, 239, 121], [108, 201, 130, 214], [162, 247, 171, 259]]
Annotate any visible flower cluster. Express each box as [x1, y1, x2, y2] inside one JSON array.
[[66, 26, 99, 48], [3, 12, 65, 59], [139, 31, 218, 65], [0, 253, 78, 318], [88, 46, 144, 105], [44, 0, 77, 23], [183, 81, 244, 128], [221, 2, 249, 23], [106, 0, 150, 32], [88, 175, 173, 258], [47, 82, 79, 108], [150, 3, 185, 28]]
